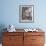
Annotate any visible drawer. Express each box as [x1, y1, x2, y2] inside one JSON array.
[[3, 37, 23, 46], [24, 36, 32, 45], [24, 32, 44, 36], [24, 36, 32, 40], [3, 36, 23, 43], [3, 43, 22, 46], [24, 36, 44, 45], [3, 32, 23, 36], [31, 44, 44, 46], [32, 36, 45, 44], [3, 43, 23, 46]]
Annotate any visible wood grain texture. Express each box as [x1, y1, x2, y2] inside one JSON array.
[[24, 32, 45, 46], [2, 32, 23, 46], [2, 32, 45, 46]]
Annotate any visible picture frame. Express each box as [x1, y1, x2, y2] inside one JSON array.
[[19, 5, 34, 23]]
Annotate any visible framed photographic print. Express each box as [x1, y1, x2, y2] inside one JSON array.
[[19, 5, 34, 23]]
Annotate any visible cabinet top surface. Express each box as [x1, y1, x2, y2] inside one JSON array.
[[4, 29, 44, 32]]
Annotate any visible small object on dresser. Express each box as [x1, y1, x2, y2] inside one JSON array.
[[7, 24, 16, 32], [24, 29, 33, 32], [24, 28, 39, 32], [24, 29, 28, 32]]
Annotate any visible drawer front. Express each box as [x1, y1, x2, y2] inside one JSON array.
[[32, 36, 45, 44], [3, 43, 16, 46], [24, 32, 44, 36], [3, 36, 23, 44], [3, 36, 9, 44], [24, 36, 44, 46], [24, 36, 32, 46], [3, 32, 23, 36], [3, 36, 23, 46], [3, 43, 23, 46], [3, 32, 24, 46], [32, 44, 44, 46]]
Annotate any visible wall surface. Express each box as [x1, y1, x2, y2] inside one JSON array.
[[0, 0, 46, 29]]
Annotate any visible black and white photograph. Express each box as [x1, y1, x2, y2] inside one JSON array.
[[19, 5, 34, 23]]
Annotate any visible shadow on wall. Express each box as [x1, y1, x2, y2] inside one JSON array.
[[0, 24, 7, 43]]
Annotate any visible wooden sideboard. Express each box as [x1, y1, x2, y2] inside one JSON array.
[[2, 32, 45, 46]]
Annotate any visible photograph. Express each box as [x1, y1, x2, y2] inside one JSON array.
[[19, 5, 34, 23]]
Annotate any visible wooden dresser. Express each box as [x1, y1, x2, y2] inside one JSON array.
[[2, 32, 45, 46]]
